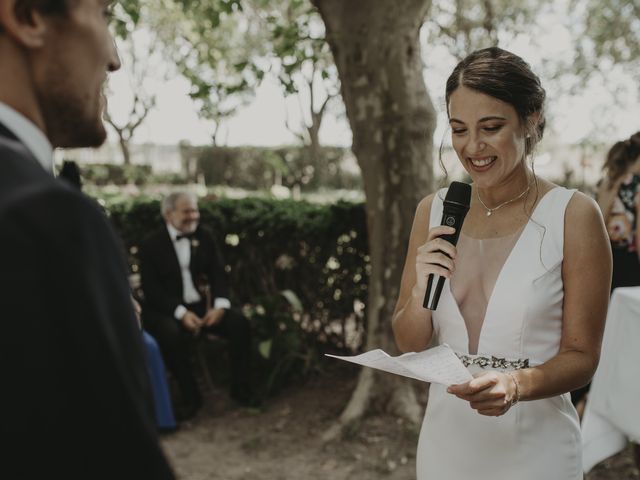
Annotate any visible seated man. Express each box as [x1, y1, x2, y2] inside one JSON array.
[[139, 192, 253, 418]]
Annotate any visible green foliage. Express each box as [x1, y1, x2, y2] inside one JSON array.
[[177, 0, 243, 22], [156, 0, 268, 141], [110, 0, 142, 38], [247, 290, 316, 395], [107, 196, 370, 394], [149, 0, 339, 145], [425, 0, 549, 59], [574, 0, 640, 70], [257, 0, 337, 97], [182, 145, 361, 190], [79, 163, 154, 186]]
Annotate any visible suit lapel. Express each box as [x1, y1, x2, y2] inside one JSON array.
[[0, 122, 19, 141], [188, 230, 201, 279], [0, 121, 47, 172], [160, 228, 183, 292]]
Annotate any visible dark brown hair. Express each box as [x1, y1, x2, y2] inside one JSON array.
[[0, 1, 72, 33], [445, 47, 546, 156], [604, 132, 640, 183], [18, 0, 71, 15]]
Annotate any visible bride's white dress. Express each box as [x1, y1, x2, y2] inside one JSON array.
[[416, 186, 582, 480]]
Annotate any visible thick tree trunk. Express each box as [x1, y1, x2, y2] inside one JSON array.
[[312, 0, 436, 434]]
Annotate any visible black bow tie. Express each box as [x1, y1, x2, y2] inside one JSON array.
[[175, 233, 195, 241]]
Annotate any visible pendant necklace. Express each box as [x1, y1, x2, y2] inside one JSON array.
[[476, 184, 531, 217]]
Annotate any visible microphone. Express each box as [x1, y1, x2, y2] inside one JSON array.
[[423, 181, 471, 310]]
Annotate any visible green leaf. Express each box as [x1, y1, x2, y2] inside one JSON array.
[[280, 289, 303, 312], [258, 339, 272, 359]]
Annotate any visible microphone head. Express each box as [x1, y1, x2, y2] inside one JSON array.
[[444, 181, 471, 208]]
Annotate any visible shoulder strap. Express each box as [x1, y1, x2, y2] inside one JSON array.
[[531, 187, 576, 268]]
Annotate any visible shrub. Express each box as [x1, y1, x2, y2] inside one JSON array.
[[80, 163, 153, 186], [107, 196, 370, 396], [180, 145, 362, 191]]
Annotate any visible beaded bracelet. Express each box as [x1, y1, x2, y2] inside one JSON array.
[[506, 371, 521, 406]]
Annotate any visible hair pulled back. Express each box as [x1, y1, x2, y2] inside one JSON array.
[[445, 47, 546, 156]]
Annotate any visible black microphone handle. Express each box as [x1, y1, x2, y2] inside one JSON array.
[[423, 207, 467, 310], [424, 274, 447, 310]]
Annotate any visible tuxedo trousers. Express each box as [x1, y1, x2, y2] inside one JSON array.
[[144, 303, 252, 406]]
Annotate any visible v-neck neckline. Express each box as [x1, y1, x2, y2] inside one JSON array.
[[446, 186, 560, 355]]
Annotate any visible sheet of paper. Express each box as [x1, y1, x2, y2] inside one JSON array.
[[326, 344, 473, 386], [326, 349, 426, 382], [397, 345, 473, 385]]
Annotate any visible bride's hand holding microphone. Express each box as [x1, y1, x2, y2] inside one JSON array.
[[412, 225, 458, 300]]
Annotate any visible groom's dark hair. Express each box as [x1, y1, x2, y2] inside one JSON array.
[[0, 1, 78, 33]]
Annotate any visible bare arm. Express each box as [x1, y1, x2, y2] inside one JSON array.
[[449, 192, 611, 414], [392, 194, 457, 352], [516, 192, 611, 400]]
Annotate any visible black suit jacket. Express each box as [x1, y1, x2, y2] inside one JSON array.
[[0, 123, 174, 479], [140, 225, 230, 319]]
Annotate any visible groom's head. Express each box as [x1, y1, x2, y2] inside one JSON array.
[[0, 0, 120, 147]]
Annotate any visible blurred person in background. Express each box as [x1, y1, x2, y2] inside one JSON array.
[[139, 192, 255, 420], [596, 132, 640, 291], [571, 132, 640, 416]]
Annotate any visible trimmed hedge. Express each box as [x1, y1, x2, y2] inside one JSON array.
[[184, 145, 362, 191], [107, 197, 369, 395], [79, 163, 153, 186]]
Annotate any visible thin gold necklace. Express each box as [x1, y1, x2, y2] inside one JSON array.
[[476, 184, 531, 217]]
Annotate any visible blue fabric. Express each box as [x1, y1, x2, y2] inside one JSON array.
[[143, 331, 176, 429]]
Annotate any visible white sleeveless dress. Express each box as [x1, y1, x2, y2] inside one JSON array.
[[416, 186, 582, 480]]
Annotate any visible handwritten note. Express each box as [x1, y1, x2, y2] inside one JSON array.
[[326, 344, 472, 386]]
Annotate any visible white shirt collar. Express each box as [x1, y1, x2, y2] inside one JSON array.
[[166, 223, 181, 242], [0, 102, 54, 174]]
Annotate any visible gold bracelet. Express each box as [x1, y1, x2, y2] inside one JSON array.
[[506, 371, 521, 406]]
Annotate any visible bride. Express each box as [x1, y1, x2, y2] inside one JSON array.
[[392, 47, 611, 479]]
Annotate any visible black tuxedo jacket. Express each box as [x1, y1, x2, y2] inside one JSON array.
[[139, 225, 230, 319], [0, 123, 174, 479]]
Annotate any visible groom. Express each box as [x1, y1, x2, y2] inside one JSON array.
[[0, 1, 173, 478]]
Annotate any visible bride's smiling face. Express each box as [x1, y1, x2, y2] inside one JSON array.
[[448, 86, 528, 188]]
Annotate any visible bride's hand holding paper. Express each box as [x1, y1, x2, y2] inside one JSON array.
[[326, 344, 472, 386]]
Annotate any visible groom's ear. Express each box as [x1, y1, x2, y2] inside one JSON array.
[[0, 0, 52, 48]]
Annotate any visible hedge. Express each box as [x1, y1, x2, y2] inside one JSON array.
[[185, 145, 362, 191], [107, 197, 370, 396]]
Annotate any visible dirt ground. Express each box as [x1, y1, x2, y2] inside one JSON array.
[[161, 370, 639, 480], [161, 369, 417, 480], [587, 445, 640, 480]]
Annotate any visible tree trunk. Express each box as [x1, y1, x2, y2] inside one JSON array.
[[119, 136, 131, 166], [311, 0, 437, 435], [307, 112, 321, 174]]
